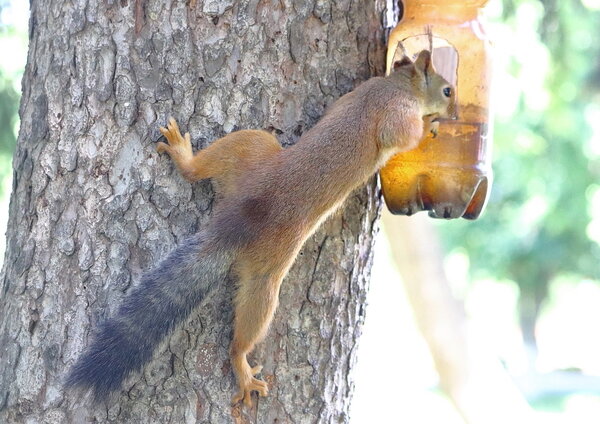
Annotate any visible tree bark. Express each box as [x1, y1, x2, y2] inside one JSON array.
[[0, 1, 385, 422]]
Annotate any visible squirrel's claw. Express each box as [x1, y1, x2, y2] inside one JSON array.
[[423, 114, 439, 139], [231, 364, 268, 407], [430, 121, 439, 138], [427, 119, 439, 138], [156, 141, 170, 154], [157, 118, 193, 158], [232, 377, 269, 407]]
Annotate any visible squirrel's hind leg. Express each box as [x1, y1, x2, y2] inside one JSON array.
[[229, 265, 288, 406]]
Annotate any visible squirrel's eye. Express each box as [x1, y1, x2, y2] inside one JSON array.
[[443, 87, 452, 98]]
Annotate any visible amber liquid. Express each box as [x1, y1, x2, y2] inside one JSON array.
[[380, 110, 491, 220], [381, 1, 492, 220]]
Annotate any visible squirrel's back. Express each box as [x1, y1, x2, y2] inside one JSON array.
[[207, 76, 415, 252]]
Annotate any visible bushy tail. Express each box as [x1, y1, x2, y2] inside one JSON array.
[[65, 232, 232, 401]]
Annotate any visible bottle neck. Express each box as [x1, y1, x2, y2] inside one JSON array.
[[402, 3, 483, 23]]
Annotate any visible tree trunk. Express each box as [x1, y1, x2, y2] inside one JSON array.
[[0, 1, 385, 422]]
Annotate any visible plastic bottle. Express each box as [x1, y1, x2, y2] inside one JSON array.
[[380, 0, 493, 219]]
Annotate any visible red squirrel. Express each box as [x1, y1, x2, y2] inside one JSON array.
[[66, 48, 457, 406]]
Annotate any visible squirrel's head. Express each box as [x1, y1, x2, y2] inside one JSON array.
[[391, 49, 458, 121]]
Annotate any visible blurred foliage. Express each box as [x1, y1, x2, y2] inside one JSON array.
[[0, 0, 23, 197], [437, 0, 600, 342], [0, 73, 19, 196]]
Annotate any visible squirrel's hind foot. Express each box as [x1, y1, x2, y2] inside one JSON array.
[[231, 364, 269, 407]]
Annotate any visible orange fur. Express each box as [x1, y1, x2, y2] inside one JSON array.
[[159, 121, 281, 197], [157, 52, 456, 406]]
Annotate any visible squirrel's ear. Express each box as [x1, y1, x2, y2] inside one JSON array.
[[389, 41, 413, 75], [414, 50, 434, 80], [392, 56, 413, 71]]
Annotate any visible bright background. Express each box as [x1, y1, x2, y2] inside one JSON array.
[[1, 1, 599, 422], [353, 0, 600, 422]]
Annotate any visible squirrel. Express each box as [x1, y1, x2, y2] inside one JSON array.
[[65, 48, 457, 406]]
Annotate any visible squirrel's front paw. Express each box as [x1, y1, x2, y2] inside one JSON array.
[[423, 114, 440, 139], [429, 120, 439, 138], [232, 365, 268, 407], [157, 117, 193, 159]]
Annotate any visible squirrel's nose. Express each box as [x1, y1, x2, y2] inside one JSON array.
[[450, 104, 459, 120]]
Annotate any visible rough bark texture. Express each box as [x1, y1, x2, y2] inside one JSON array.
[[0, 0, 385, 423]]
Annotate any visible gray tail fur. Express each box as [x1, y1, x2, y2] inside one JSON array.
[[65, 232, 231, 401]]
